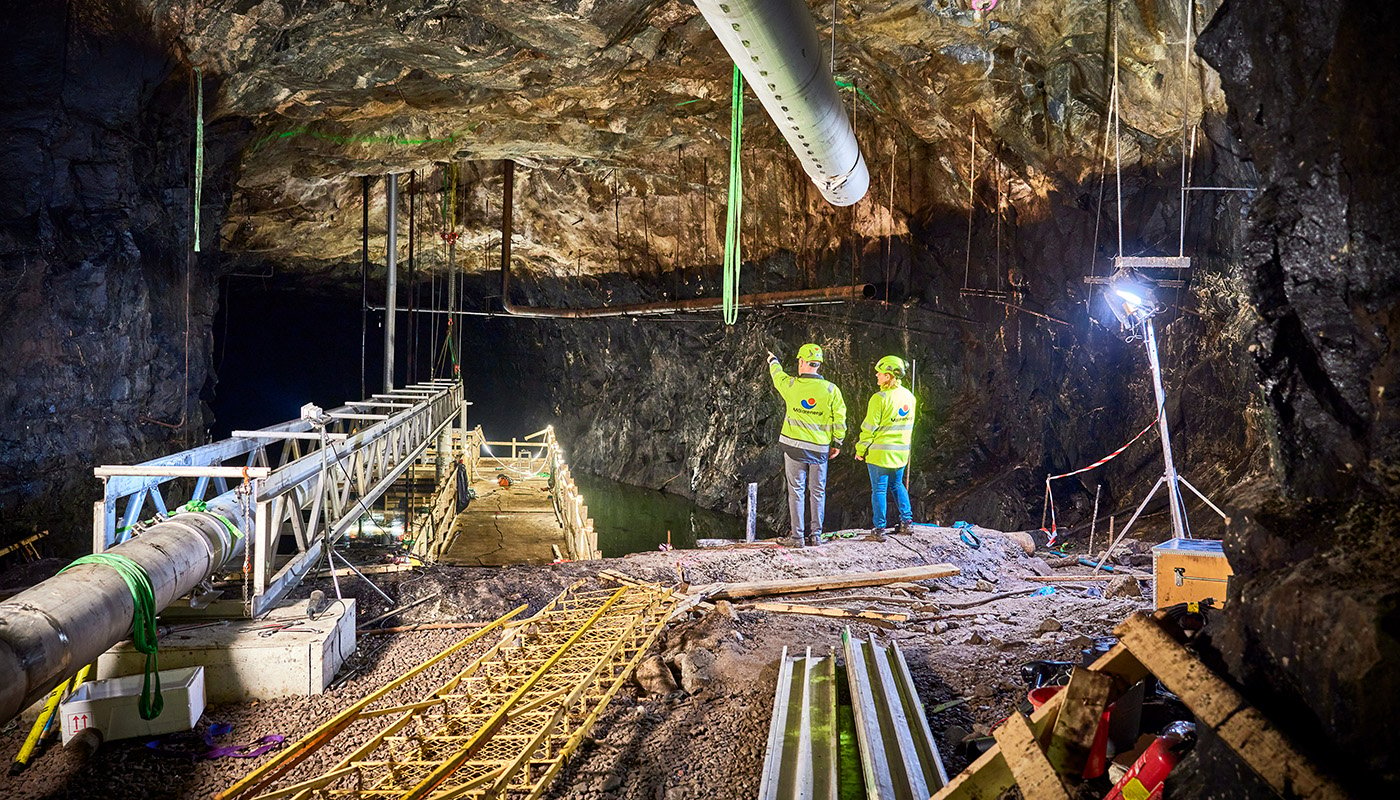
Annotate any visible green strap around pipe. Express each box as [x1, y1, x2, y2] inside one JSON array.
[[722, 65, 745, 326], [60, 554, 164, 720]]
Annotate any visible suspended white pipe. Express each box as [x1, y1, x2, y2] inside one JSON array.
[[694, 0, 870, 206]]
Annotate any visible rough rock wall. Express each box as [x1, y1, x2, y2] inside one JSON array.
[[0, 0, 220, 549], [455, 146, 1258, 541], [1197, 0, 1400, 790]]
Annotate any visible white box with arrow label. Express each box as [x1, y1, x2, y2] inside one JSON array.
[[60, 665, 205, 744]]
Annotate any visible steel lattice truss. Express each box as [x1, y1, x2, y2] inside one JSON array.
[[92, 379, 466, 615], [237, 581, 676, 800]]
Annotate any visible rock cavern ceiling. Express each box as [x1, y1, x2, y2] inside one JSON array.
[[149, 0, 1223, 278]]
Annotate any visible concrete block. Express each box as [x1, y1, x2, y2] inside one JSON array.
[[97, 598, 356, 704]]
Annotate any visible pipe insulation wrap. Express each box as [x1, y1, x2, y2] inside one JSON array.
[[694, 0, 870, 206], [0, 506, 248, 725]]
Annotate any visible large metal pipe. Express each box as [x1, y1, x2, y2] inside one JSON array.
[[0, 503, 247, 725], [497, 161, 873, 318], [693, 0, 869, 206], [384, 173, 398, 392]]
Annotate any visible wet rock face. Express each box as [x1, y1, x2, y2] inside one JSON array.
[[0, 0, 219, 545], [1197, 0, 1400, 790]]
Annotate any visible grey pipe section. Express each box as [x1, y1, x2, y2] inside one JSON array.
[[497, 161, 874, 318], [694, 0, 869, 206], [384, 174, 398, 392], [0, 503, 247, 725]]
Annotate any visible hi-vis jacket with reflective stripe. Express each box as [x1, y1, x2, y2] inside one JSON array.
[[856, 384, 916, 468], [768, 361, 847, 453]]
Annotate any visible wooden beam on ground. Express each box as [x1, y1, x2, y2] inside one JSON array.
[[1116, 613, 1348, 800], [698, 563, 960, 601], [1045, 667, 1114, 775], [312, 562, 417, 579], [932, 643, 1148, 800], [744, 601, 911, 624], [597, 569, 655, 590], [991, 712, 1072, 800]]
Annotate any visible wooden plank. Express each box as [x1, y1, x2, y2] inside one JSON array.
[[932, 643, 1147, 800], [745, 601, 911, 623], [699, 564, 960, 600], [1116, 614, 1347, 800], [1045, 667, 1114, 775], [991, 712, 1072, 800]]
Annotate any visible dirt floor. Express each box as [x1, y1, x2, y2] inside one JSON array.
[[0, 524, 1152, 799]]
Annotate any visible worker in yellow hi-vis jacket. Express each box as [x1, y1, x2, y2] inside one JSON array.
[[766, 343, 847, 547], [854, 355, 916, 537]]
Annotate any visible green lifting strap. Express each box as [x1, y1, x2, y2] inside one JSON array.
[[60, 554, 164, 720], [722, 65, 745, 326], [193, 67, 204, 254], [175, 500, 244, 541]]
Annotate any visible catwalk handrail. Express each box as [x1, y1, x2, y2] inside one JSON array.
[[540, 426, 598, 560]]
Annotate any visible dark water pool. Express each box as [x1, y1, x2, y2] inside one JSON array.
[[573, 473, 745, 556]]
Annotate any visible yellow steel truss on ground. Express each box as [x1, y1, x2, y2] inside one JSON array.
[[232, 581, 677, 800]]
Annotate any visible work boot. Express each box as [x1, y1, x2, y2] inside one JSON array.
[[806, 532, 823, 547], [870, 528, 889, 542], [896, 521, 914, 536], [791, 533, 806, 548]]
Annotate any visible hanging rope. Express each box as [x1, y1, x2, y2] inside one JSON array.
[[722, 65, 745, 325], [60, 554, 163, 720], [193, 67, 204, 253]]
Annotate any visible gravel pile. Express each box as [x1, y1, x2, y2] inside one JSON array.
[[0, 526, 1150, 799]]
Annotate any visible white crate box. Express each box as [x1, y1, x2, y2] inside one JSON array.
[[60, 665, 206, 744]]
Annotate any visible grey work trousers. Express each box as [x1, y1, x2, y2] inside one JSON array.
[[783, 453, 828, 537]]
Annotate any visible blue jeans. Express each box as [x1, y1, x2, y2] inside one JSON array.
[[867, 464, 912, 529]]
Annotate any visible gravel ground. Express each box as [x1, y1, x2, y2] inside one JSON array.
[[0, 525, 1150, 799]]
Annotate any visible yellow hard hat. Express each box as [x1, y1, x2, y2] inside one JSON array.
[[797, 343, 825, 363], [875, 355, 906, 375]]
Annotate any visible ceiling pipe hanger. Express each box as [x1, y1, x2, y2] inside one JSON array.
[[495, 161, 874, 319]]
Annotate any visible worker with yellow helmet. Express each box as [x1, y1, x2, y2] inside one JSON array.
[[766, 343, 847, 546], [854, 355, 917, 536]]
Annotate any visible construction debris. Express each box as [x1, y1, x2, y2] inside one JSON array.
[[932, 612, 1349, 800]]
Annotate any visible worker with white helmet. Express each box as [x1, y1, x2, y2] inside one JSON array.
[[854, 355, 917, 536], [766, 343, 847, 546]]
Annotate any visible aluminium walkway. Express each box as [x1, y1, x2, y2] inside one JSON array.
[[431, 428, 599, 566]]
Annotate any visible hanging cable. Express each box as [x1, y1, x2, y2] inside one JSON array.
[[407, 170, 417, 385], [722, 65, 745, 325], [193, 68, 203, 254], [1112, 7, 1124, 256], [1177, 0, 1195, 257], [360, 176, 369, 399], [963, 116, 976, 291]]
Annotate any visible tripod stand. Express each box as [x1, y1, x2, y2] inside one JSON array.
[[1095, 317, 1229, 567]]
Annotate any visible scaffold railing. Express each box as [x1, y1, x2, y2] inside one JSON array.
[[91, 378, 468, 616]]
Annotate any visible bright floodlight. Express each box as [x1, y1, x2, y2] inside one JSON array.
[[1114, 288, 1145, 309], [1106, 269, 1159, 330]]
